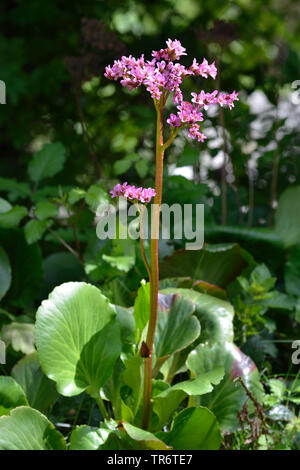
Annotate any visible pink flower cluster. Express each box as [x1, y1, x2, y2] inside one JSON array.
[[104, 38, 217, 102], [167, 90, 238, 142], [110, 182, 156, 203], [105, 39, 238, 143]]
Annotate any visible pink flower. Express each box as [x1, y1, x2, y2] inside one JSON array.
[[188, 124, 207, 142], [105, 39, 238, 146], [191, 90, 218, 109], [189, 58, 218, 79], [218, 90, 239, 109], [110, 183, 156, 203]]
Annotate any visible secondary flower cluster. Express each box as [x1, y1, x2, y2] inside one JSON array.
[[110, 182, 156, 203], [104, 39, 238, 143], [167, 90, 238, 142]]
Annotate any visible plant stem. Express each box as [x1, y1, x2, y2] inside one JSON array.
[[141, 102, 165, 430], [95, 396, 109, 420], [47, 227, 81, 260], [138, 206, 151, 281]]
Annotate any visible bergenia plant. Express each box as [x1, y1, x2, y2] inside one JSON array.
[[105, 39, 238, 430], [0, 39, 267, 452]]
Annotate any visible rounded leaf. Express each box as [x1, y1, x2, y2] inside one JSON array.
[[35, 282, 121, 397], [0, 407, 66, 450]]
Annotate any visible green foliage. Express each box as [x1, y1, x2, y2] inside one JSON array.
[[27, 142, 66, 184], [275, 186, 300, 248], [0, 0, 299, 450], [0, 246, 11, 300], [231, 263, 294, 341], [0, 377, 28, 416], [12, 353, 59, 411], [157, 407, 221, 450], [160, 243, 248, 288], [0, 407, 66, 450]]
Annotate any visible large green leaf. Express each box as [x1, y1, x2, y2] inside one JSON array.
[[186, 342, 264, 431], [160, 288, 234, 344], [0, 228, 43, 308], [158, 407, 221, 450], [0, 377, 28, 416], [285, 243, 300, 297], [28, 142, 66, 183], [12, 352, 58, 411], [275, 186, 300, 248], [35, 282, 121, 397], [0, 407, 66, 450], [0, 246, 11, 300], [160, 243, 247, 288], [154, 294, 200, 361]]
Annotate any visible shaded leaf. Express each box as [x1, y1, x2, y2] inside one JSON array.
[[0, 228, 43, 308], [0, 246, 11, 300], [275, 186, 300, 248], [160, 243, 247, 288], [12, 352, 58, 411], [160, 288, 234, 344], [158, 407, 221, 450], [0, 377, 28, 416], [285, 243, 300, 297], [155, 294, 200, 360]]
